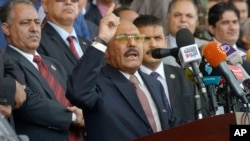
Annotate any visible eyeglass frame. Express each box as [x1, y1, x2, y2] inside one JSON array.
[[55, 0, 79, 3], [114, 34, 145, 44]]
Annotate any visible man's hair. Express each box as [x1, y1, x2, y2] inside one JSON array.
[[167, 0, 198, 17], [0, 0, 33, 24], [208, 2, 240, 27], [113, 6, 132, 17], [133, 14, 163, 28]]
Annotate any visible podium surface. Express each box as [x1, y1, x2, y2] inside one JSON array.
[[133, 112, 249, 141]]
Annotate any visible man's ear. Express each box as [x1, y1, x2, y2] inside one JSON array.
[[1, 23, 10, 36]]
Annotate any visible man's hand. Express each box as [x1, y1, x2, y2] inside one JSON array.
[[98, 3, 120, 43], [0, 105, 12, 118], [14, 81, 26, 109], [67, 106, 84, 128]]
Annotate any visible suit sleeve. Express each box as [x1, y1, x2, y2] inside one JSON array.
[[0, 50, 25, 106], [66, 45, 104, 110]]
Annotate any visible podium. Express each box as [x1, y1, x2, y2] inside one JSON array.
[[133, 112, 249, 141]]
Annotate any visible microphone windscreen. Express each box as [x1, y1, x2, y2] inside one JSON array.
[[202, 41, 227, 68], [151, 48, 162, 58], [176, 28, 195, 47], [247, 49, 250, 62]]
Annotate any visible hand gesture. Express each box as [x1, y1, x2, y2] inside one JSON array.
[[98, 4, 120, 43]]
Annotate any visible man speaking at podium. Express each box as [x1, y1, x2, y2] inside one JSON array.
[[66, 4, 186, 141]]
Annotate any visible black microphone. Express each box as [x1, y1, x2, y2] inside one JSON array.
[[151, 48, 179, 59], [176, 28, 207, 119]]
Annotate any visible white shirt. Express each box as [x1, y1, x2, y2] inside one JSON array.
[[48, 21, 83, 57]]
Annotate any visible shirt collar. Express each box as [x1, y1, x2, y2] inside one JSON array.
[[47, 21, 79, 42], [140, 62, 166, 80]]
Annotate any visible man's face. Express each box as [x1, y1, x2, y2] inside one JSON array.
[[233, 1, 248, 23], [167, 0, 197, 37], [2, 4, 41, 54], [138, 25, 167, 68], [209, 10, 240, 46], [42, 0, 79, 26], [105, 21, 144, 74]]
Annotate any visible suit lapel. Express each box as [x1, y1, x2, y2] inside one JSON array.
[[5, 47, 56, 100], [43, 23, 78, 64], [163, 65, 177, 106], [103, 65, 151, 128]]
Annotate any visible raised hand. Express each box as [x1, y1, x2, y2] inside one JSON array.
[[98, 3, 120, 43]]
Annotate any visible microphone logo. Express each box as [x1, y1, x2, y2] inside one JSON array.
[[221, 43, 231, 54], [178, 44, 201, 68], [184, 46, 199, 58]]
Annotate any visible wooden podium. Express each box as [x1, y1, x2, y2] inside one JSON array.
[[133, 112, 249, 141]]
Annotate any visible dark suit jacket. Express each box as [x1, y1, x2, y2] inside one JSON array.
[[66, 46, 185, 141], [6, 47, 74, 141], [162, 64, 196, 121], [84, 2, 102, 27], [0, 49, 25, 106], [0, 49, 26, 129], [38, 22, 89, 75]]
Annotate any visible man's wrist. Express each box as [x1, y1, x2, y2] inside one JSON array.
[[94, 36, 107, 46]]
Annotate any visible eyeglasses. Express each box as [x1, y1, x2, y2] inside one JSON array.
[[55, 0, 79, 3], [115, 34, 145, 44]]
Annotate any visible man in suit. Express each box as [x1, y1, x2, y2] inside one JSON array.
[[38, 0, 89, 75], [208, 2, 250, 73], [134, 14, 201, 121], [66, 5, 186, 141], [0, 1, 84, 140], [163, 0, 208, 67]]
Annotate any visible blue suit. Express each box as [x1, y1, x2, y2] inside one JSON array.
[[66, 46, 185, 141]]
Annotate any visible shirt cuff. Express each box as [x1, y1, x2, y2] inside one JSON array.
[[92, 41, 107, 53], [72, 113, 76, 122]]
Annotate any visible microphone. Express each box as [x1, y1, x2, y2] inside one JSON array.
[[222, 43, 250, 81], [202, 41, 249, 104], [151, 48, 179, 59], [176, 28, 206, 119], [247, 49, 250, 62], [176, 29, 202, 69]]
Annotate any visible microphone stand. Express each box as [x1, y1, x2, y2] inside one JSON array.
[[191, 62, 208, 120], [206, 84, 218, 116]]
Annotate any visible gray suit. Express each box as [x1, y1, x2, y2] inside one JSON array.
[[38, 22, 89, 75], [6, 47, 75, 141]]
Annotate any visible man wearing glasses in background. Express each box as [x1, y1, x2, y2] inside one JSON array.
[[38, 0, 89, 76]]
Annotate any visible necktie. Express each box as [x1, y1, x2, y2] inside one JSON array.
[[150, 72, 159, 79], [33, 55, 82, 141], [67, 36, 80, 59], [150, 72, 172, 112], [129, 75, 157, 132]]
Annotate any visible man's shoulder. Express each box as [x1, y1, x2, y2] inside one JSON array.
[[195, 37, 209, 47]]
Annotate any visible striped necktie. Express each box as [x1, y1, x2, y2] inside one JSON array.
[[33, 55, 82, 141]]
